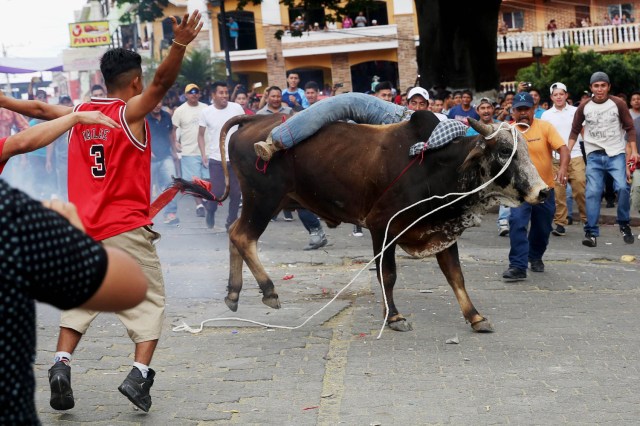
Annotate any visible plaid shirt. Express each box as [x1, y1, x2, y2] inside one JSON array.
[[409, 119, 468, 156]]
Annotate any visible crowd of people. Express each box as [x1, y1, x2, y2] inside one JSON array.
[[0, 9, 639, 419]]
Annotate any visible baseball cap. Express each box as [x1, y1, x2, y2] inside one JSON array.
[[184, 83, 200, 94], [590, 71, 610, 85], [407, 87, 429, 101], [550, 82, 567, 94], [476, 97, 493, 108], [512, 92, 534, 108]]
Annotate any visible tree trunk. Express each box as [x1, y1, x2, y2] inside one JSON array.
[[415, 0, 501, 91]]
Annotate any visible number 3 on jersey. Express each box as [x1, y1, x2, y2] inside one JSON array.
[[90, 144, 106, 178]]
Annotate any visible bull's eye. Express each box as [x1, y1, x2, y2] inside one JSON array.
[[498, 147, 513, 159]]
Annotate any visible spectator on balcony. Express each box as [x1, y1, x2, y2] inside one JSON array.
[[569, 22, 577, 28], [292, 15, 305, 31], [371, 19, 378, 26], [547, 19, 558, 32], [227, 17, 239, 50], [342, 15, 354, 29], [603, 13, 612, 26], [355, 11, 367, 27], [581, 16, 591, 27], [612, 14, 621, 25]]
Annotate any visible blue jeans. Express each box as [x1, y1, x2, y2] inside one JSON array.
[[207, 159, 241, 228], [181, 155, 209, 181], [151, 157, 178, 215], [297, 208, 321, 232], [584, 152, 630, 236], [497, 205, 510, 228], [508, 189, 555, 270], [271, 93, 408, 148]]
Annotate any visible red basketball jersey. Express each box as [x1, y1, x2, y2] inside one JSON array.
[[68, 98, 151, 241], [0, 137, 7, 175]]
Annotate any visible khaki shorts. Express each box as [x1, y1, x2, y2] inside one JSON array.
[[60, 226, 165, 343]]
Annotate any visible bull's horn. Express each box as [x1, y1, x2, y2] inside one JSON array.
[[468, 117, 494, 137]]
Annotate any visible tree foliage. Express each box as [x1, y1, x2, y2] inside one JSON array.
[[115, 0, 170, 23], [516, 45, 640, 99], [177, 48, 226, 87]]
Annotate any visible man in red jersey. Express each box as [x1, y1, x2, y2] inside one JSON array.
[[0, 11, 202, 413]]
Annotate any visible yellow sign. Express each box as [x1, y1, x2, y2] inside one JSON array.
[[69, 21, 111, 48]]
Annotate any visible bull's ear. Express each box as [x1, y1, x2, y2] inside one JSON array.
[[468, 117, 494, 137], [460, 140, 486, 171]]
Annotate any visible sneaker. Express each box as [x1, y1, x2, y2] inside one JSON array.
[[352, 225, 363, 237], [605, 200, 615, 208], [502, 267, 527, 282], [163, 213, 179, 225], [498, 219, 509, 236], [551, 224, 566, 236], [582, 232, 597, 247], [195, 204, 205, 217], [49, 361, 74, 410], [304, 227, 328, 250], [620, 224, 635, 244], [118, 367, 155, 412], [529, 259, 545, 272], [254, 140, 280, 161]]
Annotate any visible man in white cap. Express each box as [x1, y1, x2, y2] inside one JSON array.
[[541, 82, 587, 237], [568, 71, 638, 247]]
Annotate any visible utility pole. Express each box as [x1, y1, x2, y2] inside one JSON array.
[[211, 0, 233, 88]]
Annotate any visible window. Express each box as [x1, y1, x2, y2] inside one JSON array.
[[503, 11, 524, 29], [217, 11, 257, 51], [608, 4, 634, 22], [288, 7, 326, 31]]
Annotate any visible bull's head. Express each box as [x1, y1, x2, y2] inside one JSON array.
[[462, 118, 549, 205]]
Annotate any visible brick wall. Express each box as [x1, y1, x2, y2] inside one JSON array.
[[262, 25, 286, 88], [395, 14, 417, 92], [330, 53, 352, 92]]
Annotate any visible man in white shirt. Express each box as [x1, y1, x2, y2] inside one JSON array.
[[172, 83, 208, 217], [541, 82, 587, 237], [197, 81, 245, 230]]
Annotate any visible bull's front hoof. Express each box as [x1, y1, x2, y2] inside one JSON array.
[[471, 318, 494, 333], [225, 297, 239, 312], [387, 318, 413, 332], [262, 295, 281, 309]]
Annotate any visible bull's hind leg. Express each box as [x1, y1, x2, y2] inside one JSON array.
[[226, 198, 282, 311], [371, 231, 412, 332], [435, 242, 493, 332]]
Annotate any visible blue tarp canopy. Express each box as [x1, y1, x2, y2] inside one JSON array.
[[0, 57, 63, 73]]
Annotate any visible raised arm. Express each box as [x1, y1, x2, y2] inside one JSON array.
[[0, 111, 119, 163], [0, 91, 72, 120], [124, 11, 202, 124]]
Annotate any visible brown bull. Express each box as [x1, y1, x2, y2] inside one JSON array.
[[217, 111, 548, 332]]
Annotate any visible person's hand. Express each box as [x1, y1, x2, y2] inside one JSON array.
[[202, 156, 208, 168], [176, 142, 183, 152], [171, 10, 203, 46], [42, 199, 85, 232], [555, 168, 568, 187], [288, 95, 298, 105], [74, 111, 121, 128], [517, 82, 529, 92]]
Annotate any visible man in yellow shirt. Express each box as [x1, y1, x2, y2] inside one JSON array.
[[503, 92, 569, 281]]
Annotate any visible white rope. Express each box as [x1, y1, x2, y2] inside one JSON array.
[[172, 122, 525, 337]]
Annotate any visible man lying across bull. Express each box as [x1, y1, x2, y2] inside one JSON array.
[[253, 89, 448, 162], [502, 92, 569, 282]]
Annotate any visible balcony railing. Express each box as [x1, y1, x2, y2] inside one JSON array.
[[498, 23, 640, 54]]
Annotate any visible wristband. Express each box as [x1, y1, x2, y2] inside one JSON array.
[[172, 39, 188, 48]]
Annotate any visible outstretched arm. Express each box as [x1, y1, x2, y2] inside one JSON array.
[[0, 91, 72, 120], [0, 111, 120, 163], [125, 11, 202, 125]]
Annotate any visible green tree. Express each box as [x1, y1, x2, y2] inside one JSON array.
[[177, 48, 226, 88], [516, 45, 640, 99], [115, 0, 169, 23]]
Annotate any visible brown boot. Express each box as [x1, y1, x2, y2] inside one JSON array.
[[254, 136, 281, 161]]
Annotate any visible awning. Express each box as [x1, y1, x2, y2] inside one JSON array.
[[0, 57, 63, 74]]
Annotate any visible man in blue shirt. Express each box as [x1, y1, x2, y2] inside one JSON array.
[[447, 89, 479, 125], [282, 71, 309, 111]]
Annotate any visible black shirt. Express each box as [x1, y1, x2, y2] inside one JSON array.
[[0, 179, 108, 425]]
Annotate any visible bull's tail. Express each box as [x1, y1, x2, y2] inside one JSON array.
[[218, 114, 255, 202], [149, 177, 217, 219]]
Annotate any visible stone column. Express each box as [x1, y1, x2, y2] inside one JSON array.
[[395, 14, 418, 92], [262, 25, 286, 89], [330, 53, 352, 93]]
